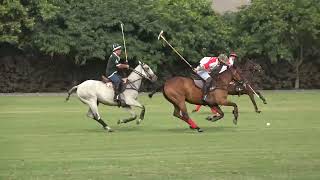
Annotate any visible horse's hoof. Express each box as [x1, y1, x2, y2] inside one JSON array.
[[196, 128, 203, 133], [104, 126, 113, 132], [233, 119, 238, 125], [136, 119, 142, 125], [263, 101, 267, 104], [256, 110, 261, 113], [207, 115, 221, 122], [189, 126, 203, 132], [117, 120, 122, 124]]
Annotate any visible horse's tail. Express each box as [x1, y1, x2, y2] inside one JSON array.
[[65, 85, 78, 101], [148, 84, 164, 98]]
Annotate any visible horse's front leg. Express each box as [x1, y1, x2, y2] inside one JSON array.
[[247, 92, 261, 113], [227, 101, 239, 125], [117, 106, 137, 124], [216, 99, 239, 125], [127, 99, 145, 125], [257, 91, 267, 104], [206, 105, 224, 122], [138, 105, 146, 124]]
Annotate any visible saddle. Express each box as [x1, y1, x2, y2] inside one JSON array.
[[101, 75, 126, 93], [101, 75, 129, 107], [191, 74, 216, 91], [101, 75, 111, 83]]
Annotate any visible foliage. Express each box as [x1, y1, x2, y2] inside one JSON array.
[[0, 0, 58, 47], [31, 0, 231, 66], [235, 0, 320, 62], [1, 0, 319, 89]]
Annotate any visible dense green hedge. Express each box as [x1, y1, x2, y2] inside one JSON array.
[[1, 0, 319, 88]]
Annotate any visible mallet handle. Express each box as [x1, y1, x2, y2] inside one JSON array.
[[121, 23, 128, 63], [159, 35, 193, 69], [247, 84, 260, 98]]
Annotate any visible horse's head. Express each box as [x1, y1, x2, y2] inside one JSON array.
[[229, 65, 245, 84], [136, 61, 158, 82]]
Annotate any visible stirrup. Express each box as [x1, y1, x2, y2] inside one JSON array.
[[202, 94, 207, 101], [201, 95, 209, 105]]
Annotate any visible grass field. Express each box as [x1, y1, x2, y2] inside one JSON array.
[[0, 91, 320, 180]]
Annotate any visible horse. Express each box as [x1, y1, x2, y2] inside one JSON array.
[[227, 60, 267, 112], [65, 62, 157, 132], [162, 65, 244, 132], [192, 60, 267, 114]]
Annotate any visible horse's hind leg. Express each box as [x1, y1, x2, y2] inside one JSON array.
[[117, 106, 138, 124], [172, 103, 203, 132], [87, 101, 113, 132], [86, 108, 94, 119]]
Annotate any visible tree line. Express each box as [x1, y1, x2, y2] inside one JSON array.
[[1, 0, 320, 89]]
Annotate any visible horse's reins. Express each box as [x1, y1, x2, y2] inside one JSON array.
[[213, 66, 244, 92], [129, 67, 153, 81], [125, 66, 154, 91]]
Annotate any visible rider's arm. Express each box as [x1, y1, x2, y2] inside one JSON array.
[[116, 64, 129, 69]]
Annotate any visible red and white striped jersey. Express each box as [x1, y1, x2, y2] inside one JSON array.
[[199, 57, 219, 71], [219, 57, 235, 73]]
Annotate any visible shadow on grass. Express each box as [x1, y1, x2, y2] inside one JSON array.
[[154, 125, 237, 134], [67, 121, 238, 134], [192, 111, 258, 116]]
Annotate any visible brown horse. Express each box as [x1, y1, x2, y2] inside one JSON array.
[[162, 65, 244, 132], [234, 60, 267, 112], [192, 60, 267, 113]]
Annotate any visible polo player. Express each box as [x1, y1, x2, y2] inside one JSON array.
[[105, 44, 129, 106], [194, 54, 229, 103]]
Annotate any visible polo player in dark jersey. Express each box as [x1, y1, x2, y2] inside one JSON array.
[[105, 44, 129, 106]]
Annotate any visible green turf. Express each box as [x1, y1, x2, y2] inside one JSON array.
[[0, 91, 320, 180]]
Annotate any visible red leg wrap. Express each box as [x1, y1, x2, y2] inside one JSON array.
[[187, 119, 198, 129], [211, 107, 220, 115], [195, 105, 201, 112]]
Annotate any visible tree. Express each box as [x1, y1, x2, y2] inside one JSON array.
[[0, 0, 59, 48], [31, 0, 232, 69], [235, 0, 320, 88]]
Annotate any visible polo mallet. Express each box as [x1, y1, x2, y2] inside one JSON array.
[[246, 83, 260, 98], [120, 23, 128, 63], [157, 30, 194, 70]]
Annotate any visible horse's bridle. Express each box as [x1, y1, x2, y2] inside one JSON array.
[[125, 64, 155, 91], [230, 66, 245, 85]]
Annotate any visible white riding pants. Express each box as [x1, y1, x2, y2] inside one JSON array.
[[197, 70, 211, 80]]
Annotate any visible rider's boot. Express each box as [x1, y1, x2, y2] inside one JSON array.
[[113, 84, 121, 107], [202, 77, 213, 104]]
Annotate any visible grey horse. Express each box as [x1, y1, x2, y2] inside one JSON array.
[[66, 62, 157, 132]]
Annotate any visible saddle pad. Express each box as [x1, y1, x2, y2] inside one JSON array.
[[105, 82, 113, 88], [193, 79, 217, 91], [194, 80, 204, 89]]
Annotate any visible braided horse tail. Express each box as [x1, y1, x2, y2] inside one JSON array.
[[65, 85, 78, 101]]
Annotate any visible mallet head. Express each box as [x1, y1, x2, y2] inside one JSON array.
[[158, 30, 164, 40]]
